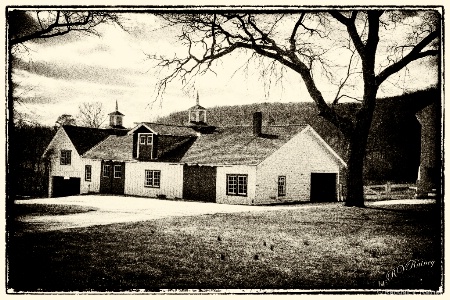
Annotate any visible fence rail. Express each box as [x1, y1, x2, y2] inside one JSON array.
[[364, 182, 416, 200]]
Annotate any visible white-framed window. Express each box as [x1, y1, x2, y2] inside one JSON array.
[[139, 133, 153, 145], [103, 164, 110, 177], [227, 174, 248, 196], [278, 176, 286, 196], [60, 150, 71, 165], [85, 165, 92, 182], [114, 165, 122, 178], [145, 170, 161, 188], [140, 135, 147, 145]]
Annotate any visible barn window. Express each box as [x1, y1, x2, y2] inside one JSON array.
[[114, 165, 122, 178], [85, 165, 92, 182], [139, 133, 153, 145], [60, 150, 71, 165], [145, 170, 161, 188], [227, 174, 247, 196], [278, 176, 286, 196], [103, 165, 110, 177]]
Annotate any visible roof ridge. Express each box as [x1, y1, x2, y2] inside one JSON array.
[[142, 122, 192, 128], [219, 124, 309, 128], [62, 125, 129, 131]]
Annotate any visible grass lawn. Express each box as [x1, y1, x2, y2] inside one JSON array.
[[7, 202, 441, 292]]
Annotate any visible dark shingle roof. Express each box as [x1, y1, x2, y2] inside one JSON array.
[[78, 124, 309, 165], [63, 125, 128, 155], [157, 136, 197, 162], [83, 134, 196, 162], [140, 123, 198, 136], [180, 125, 308, 165], [83, 135, 134, 161]]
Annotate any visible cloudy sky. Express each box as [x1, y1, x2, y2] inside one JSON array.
[[11, 8, 439, 128]]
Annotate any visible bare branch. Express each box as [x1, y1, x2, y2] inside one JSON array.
[[332, 48, 359, 106], [9, 11, 123, 46], [376, 30, 439, 85]]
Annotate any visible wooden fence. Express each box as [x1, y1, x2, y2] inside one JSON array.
[[364, 183, 416, 200]]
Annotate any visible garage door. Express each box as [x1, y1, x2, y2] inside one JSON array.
[[310, 173, 337, 202], [52, 176, 81, 198]]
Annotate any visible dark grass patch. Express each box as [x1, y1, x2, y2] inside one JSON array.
[[13, 204, 97, 217], [7, 203, 441, 292], [11, 204, 98, 236]]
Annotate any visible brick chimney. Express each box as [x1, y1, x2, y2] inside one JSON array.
[[253, 112, 262, 136]]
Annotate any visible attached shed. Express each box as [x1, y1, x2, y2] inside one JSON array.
[[180, 122, 346, 205], [255, 125, 345, 204]]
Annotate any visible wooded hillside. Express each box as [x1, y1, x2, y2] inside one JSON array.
[[158, 88, 440, 184]]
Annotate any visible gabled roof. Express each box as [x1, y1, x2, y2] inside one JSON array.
[[63, 125, 128, 155], [83, 135, 134, 161], [128, 123, 198, 136], [180, 125, 308, 165]]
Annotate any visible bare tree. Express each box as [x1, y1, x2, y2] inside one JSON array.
[[77, 102, 106, 128], [153, 10, 440, 207]]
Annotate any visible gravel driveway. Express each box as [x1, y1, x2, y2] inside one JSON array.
[[15, 195, 307, 231], [15, 195, 435, 232]]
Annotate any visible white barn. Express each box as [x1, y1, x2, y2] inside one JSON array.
[[43, 103, 346, 205]]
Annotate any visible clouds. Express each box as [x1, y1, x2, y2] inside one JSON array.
[[10, 10, 440, 128]]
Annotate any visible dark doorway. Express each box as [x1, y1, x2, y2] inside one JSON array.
[[99, 161, 125, 195], [183, 165, 216, 202], [52, 176, 80, 197], [310, 173, 337, 202]]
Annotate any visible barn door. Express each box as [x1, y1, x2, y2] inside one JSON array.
[[52, 176, 80, 197], [310, 173, 337, 202], [183, 165, 216, 202], [100, 161, 125, 195]]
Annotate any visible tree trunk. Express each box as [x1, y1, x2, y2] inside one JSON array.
[[344, 86, 377, 207], [345, 133, 367, 207]]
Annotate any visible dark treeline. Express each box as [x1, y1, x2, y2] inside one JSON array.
[[11, 121, 55, 198]]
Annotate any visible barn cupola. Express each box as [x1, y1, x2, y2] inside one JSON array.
[[108, 100, 125, 129], [188, 92, 207, 124], [187, 92, 216, 134]]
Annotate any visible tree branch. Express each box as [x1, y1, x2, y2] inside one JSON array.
[[376, 30, 439, 85], [330, 11, 366, 58], [10, 11, 119, 46]]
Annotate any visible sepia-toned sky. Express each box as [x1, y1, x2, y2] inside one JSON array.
[[11, 9, 439, 128]]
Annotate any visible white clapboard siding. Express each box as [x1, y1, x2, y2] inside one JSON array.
[[216, 165, 257, 205], [124, 161, 183, 199], [255, 127, 341, 204], [80, 159, 102, 194], [45, 128, 84, 197]]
